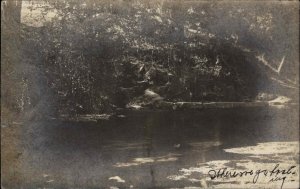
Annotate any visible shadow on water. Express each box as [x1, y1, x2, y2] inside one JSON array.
[[20, 107, 298, 188], [30, 107, 298, 150]]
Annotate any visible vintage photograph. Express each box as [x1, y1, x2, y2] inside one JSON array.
[[1, 0, 299, 188]]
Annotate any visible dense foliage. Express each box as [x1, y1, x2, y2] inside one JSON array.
[[2, 1, 299, 117]]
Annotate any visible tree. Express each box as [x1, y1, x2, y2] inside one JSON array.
[[19, 1, 298, 115]]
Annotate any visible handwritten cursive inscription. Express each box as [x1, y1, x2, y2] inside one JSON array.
[[208, 164, 297, 189]]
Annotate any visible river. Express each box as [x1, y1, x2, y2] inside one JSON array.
[[16, 107, 299, 188]]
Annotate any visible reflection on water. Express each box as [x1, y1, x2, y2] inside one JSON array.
[[168, 141, 299, 188], [114, 153, 181, 167], [18, 107, 298, 188]]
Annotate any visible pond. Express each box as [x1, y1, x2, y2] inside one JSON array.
[[18, 107, 299, 188]]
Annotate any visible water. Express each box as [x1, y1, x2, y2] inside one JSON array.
[[18, 107, 299, 188]]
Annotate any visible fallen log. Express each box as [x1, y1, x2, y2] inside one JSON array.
[[155, 100, 296, 110]]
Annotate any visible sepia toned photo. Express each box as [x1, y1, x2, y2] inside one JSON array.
[[1, 0, 299, 188]]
